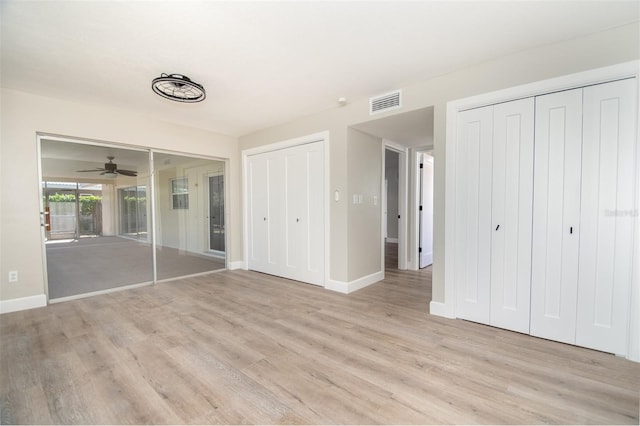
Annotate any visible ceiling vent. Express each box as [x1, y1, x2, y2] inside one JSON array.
[[369, 90, 402, 115]]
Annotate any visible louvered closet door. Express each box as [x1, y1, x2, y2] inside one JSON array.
[[489, 98, 535, 333], [283, 141, 324, 285], [530, 88, 583, 345], [455, 106, 493, 324], [576, 78, 637, 355]]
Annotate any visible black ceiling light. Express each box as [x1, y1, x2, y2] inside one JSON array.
[[151, 73, 206, 103]]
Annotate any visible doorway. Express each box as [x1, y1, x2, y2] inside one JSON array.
[[384, 148, 400, 269], [419, 152, 434, 268], [351, 106, 434, 272]]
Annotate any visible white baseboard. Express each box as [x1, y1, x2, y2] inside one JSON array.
[[228, 260, 246, 270], [429, 300, 456, 318], [50, 281, 153, 304], [0, 294, 47, 314], [325, 270, 384, 294]]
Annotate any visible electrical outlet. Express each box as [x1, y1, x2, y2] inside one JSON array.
[[8, 271, 18, 282]]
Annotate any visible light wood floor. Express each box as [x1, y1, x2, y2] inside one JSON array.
[[1, 248, 638, 424]]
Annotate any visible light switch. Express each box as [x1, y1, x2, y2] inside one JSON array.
[[373, 195, 378, 205]]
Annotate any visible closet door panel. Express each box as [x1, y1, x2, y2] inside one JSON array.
[[284, 148, 306, 276], [282, 141, 324, 284], [267, 155, 286, 273], [577, 78, 637, 354], [490, 98, 534, 333], [248, 155, 270, 273], [306, 143, 325, 285], [455, 106, 493, 323], [531, 89, 583, 344]]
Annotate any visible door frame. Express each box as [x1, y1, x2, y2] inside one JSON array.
[[37, 133, 229, 303], [382, 141, 408, 270], [419, 152, 434, 268], [241, 131, 330, 285], [439, 60, 640, 362]]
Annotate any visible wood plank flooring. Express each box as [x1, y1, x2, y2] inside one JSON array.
[[1, 249, 639, 424]]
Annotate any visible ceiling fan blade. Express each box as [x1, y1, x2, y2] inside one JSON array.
[[116, 169, 138, 176], [77, 168, 105, 172]]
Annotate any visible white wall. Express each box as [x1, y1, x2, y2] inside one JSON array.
[[0, 89, 240, 305], [239, 22, 640, 298]]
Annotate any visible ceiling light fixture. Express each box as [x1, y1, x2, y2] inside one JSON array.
[[151, 73, 206, 103]]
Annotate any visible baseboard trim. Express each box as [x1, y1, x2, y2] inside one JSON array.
[[228, 261, 246, 270], [0, 294, 47, 314], [325, 270, 384, 294], [49, 281, 153, 304], [429, 300, 456, 318]]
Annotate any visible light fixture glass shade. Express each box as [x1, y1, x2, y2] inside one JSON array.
[[151, 73, 206, 103], [103, 172, 118, 178]]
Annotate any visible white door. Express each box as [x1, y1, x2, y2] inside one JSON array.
[[419, 154, 434, 268], [576, 78, 637, 355], [283, 142, 324, 285], [530, 88, 583, 345], [248, 152, 285, 276], [454, 106, 493, 324], [489, 98, 535, 333], [247, 142, 324, 286], [247, 154, 271, 273]]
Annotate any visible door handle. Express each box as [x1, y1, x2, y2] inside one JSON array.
[[495, 224, 500, 231], [570, 226, 573, 234]]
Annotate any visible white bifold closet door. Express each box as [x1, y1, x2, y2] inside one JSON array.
[[576, 79, 637, 355], [489, 98, 535, 333], [455, 106, 493, 324], [531, 79, 637, 354], [454, 98, 534, 331], [530, 88, 583, 345], [247, 142, 324, 286]]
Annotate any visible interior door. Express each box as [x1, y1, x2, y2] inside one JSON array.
[[530, 88, 583, 345], [248, 154, 270, 273], [419, 154, 434, 268], [576, 78, 637, 355], [489, 98, 534, 333], [454, 105, 493, 324], [283, 142, 324, 285]]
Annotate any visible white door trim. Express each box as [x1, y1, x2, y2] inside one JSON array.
[[440, 60, 640, 362], [383, 140, 408, 270]]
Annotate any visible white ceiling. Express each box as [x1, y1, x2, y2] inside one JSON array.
[[2, 1, 638, 138]]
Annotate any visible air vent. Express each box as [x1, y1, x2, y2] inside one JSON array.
[[370, 90, 402, 115]]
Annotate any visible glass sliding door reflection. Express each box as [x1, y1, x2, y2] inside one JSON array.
[[40, 139, 153, 299], [119, 185, 148, 240], [153, 152, 226, 280]]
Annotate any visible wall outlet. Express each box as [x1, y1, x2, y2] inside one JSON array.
[[8, 271, 18, 282]]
